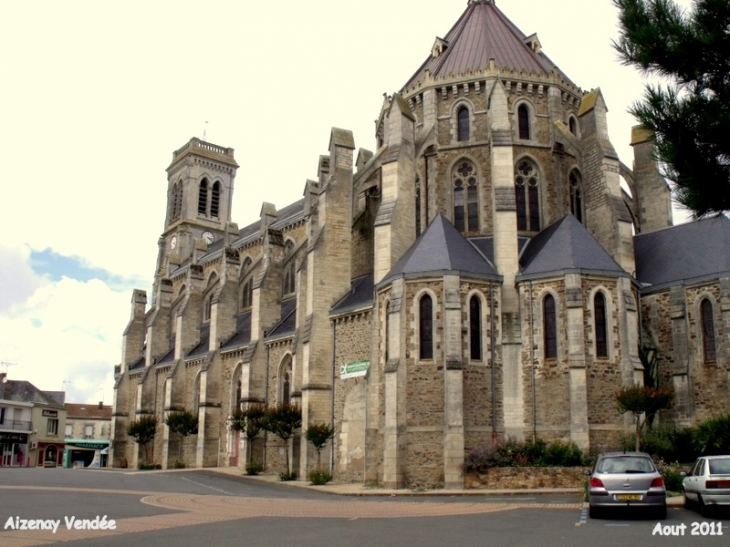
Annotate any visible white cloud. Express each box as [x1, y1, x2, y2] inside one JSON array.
[[0, 276, 128, 404], [0, 243, 48, 312]]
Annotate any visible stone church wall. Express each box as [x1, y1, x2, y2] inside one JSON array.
[[332, 312, 371, 482]]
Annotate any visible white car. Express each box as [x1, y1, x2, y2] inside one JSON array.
[[682, 455, 730, 517]]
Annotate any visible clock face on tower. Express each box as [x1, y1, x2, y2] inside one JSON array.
[[203, 231, 214, 244], [170, 236, 177, 250]]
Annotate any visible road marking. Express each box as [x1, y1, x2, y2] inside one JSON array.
[[576, 508, 587, 526], [605, 523, 630, 527], [180, 476, 234, 495]]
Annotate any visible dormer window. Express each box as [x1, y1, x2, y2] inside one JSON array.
[[432, 37, 449, 58]]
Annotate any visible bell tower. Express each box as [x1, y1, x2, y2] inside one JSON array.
[[160, 137, 239, 271]]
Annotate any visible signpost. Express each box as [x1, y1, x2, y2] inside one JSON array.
[[339, 360, 370, 379]]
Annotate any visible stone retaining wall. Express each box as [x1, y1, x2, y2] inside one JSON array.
[[465, 467, 586, 489]]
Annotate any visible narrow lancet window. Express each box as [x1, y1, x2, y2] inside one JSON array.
[[701, 299, 716, 363], [198, 179, 209, 215], [595, 292, 608, 358], [419, 294, 433, 360], [457, 106, 470, 141], [544, 294, 557, 359], [470, 296, 482, 360]]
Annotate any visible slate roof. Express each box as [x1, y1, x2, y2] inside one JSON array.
[[265, 297, 297, 341], [634, 215, 730, 292], [1, 380, 65, 408], [129, 356, 145, 371], [518, 214, 626, 279], [186, 323, 210, 359], [404, 0, 568, 90], [331, 273, 374, 316], [380, 214, 500, 285], [221, 310, 253, 351], [65, 403, 112, 420], [156, 334, 176, 366]]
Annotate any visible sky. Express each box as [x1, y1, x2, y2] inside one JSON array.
[[0, 0, 695, 404]]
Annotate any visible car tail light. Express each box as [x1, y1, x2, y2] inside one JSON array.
[[706, 480, 730, 489], [650, 477, 665, 488], [590, 478, 604, 487]]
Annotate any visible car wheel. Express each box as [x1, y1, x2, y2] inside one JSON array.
[[683, 490, 693, 509], [588, 505, 601, 519], [698, 495, 710, 518]]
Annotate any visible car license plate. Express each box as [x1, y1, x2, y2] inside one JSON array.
[[616, 494, 642, 501]]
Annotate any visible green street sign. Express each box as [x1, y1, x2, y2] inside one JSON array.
[[339, 360, 370, 379]]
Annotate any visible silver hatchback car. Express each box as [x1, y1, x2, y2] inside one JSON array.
[[587, 452, 667, 519], [682, 455, 730, 516]]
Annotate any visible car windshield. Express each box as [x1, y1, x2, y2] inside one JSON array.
[[708, 458, 730, 475], [597, 456, 654, 474]]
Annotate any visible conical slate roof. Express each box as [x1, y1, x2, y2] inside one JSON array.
[[634, 215, 730, 292], [404, 0, 564, 90], [379, 214, 499, 285], [518, 214, 626, 279]]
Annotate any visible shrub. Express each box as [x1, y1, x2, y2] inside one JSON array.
[[308, 470, 333, 485], [462, 438, 588, 472], [126, 416, 158, 463], [692, 414, 730, 455], [172, 460, 186, 469], [616, 385, 674, 450], [279, 471, 298, 481], [245, 460, 264, 476], [137, 462, 156, 470]]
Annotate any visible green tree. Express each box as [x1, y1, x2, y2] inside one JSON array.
[[262, 403, 302, 475], [126, 416, 157, 463], [230, 404, 266, 464], [305, 422, 335, 470], [613, 0, 730, 216], [616, 385, 674, 450], [165, 410, 198, 464]]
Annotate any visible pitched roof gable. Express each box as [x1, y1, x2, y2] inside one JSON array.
[[518, 214, 625, 279], [380, 214, 499, 285]]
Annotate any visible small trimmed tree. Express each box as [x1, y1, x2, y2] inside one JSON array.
[[165, 410, 199, 465], [230, 404, 266, 465], [616, 385, 674, 450], [262, 403, 302, 477], [305, 422, 335, 471], [126, 416, 157, 464]]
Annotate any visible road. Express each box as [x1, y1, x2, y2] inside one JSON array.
[[0, 468, 727, 547]]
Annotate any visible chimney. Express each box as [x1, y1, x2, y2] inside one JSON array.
[[0, 372, 6, 384], [98, 401, 103, 409]]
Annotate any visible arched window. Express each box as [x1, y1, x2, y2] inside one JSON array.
[[701, 299, 716, 363], [470, 295, 482, 360], [283, 241, 296, 295], [419, 294, 433, 360], [569, 170, 583, 224], [594, 292, 608, 358], [283, 261, 295, 294], [241, 280, 252, 308], [543, 294, 557, 359], [384, 300, 390, 362], [453, 160, 479, 233], [569, 116, 577, 136], [198, 178, 209, 215], [204, 293, 213, 322], [415, 176, 422, 237], [457, 106, 470, 141], [211, 182, 221, 218], [518, 104, 531, 140], [515, 159, 540, 232], [279, 355, 292, 405], [172, 182, 182, 220]]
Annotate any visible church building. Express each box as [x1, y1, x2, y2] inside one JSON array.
[[111, 0, 730, 488]]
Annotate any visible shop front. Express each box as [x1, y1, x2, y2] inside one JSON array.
[[63, 439, 110, 468], [0, 432, 29, 467], [37, 442, 65, 467]]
